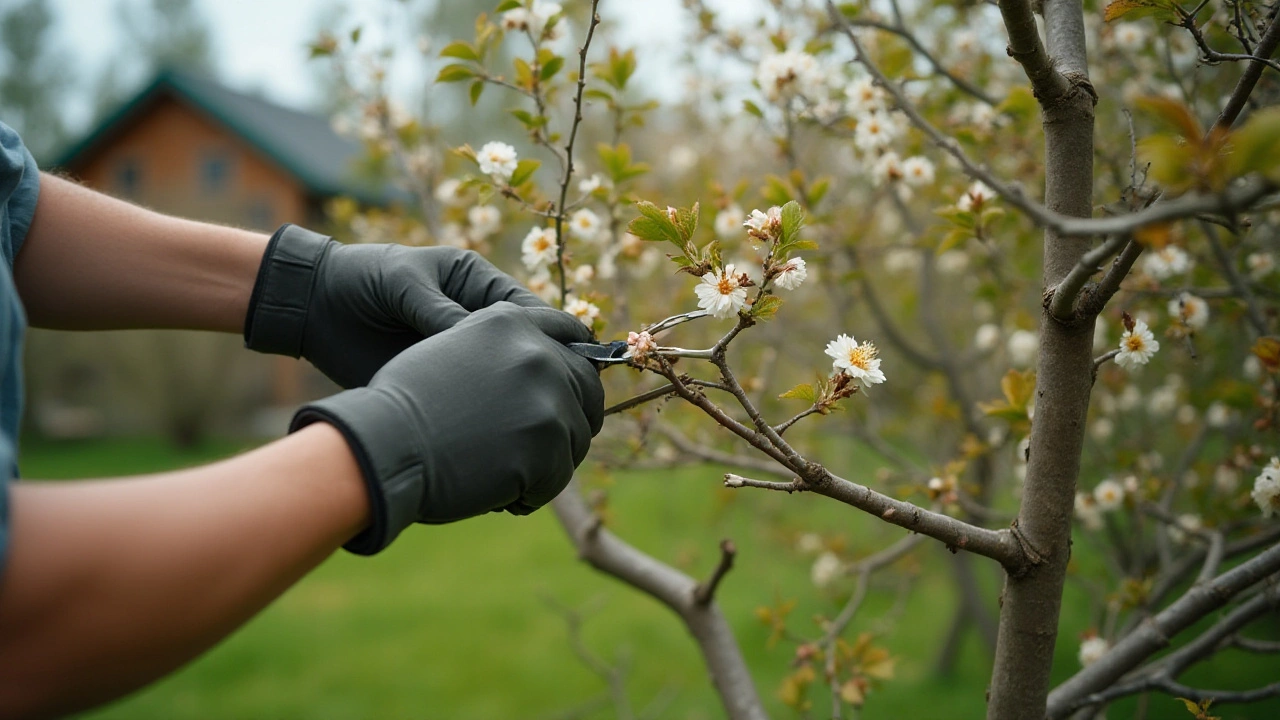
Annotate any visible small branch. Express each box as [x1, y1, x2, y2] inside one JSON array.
[[1047, 542, 1280, 718], [1050, 234, 1130, 320], [774, 404, 824, 435], [839, 17, 997, 104], [605, 384, 676, 416], [1232, 636, 1280, 653], [553, 0, 602, 305], [724, 473, 804, 493], [1083, 236, 1145, 315], [1210, 6, 1280, 133], [1092, 349, 1120, 376], [693, 539, 737, 605], [994, 0, 1072, 99], [1202, 220, 1269, 336]]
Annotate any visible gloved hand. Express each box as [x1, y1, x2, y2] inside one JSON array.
[[244, 224, 544, 388], [290, 302, 605, 555]]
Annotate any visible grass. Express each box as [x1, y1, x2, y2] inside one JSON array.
[[17, 437, 1280, 719]]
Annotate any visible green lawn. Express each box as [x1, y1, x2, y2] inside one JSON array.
[[17, 437, 1280, 719]]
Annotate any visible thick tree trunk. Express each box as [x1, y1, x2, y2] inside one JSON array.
[[987, 2, 1096, 718]]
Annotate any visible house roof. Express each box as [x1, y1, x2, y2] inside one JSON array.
[[54, 68, 393, 205]]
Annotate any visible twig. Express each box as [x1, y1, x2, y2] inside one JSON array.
[[693, 539, 737, 605], [605, 384, 677, 416], [838, 17, 997, 104], [554, 0, 602, 305], [723, 473, 804, 493], [654, 422, 794, 480], [1202, 220, 1269, 336], [1050, 234, 1131, 320], [1211, 7, 1280, 134]]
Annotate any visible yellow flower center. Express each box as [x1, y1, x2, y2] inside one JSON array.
[[533, 236, 550, 251], [1124, 335, 1145, 352], [716, 276, 736, 295], [845, 343, 877, 370]]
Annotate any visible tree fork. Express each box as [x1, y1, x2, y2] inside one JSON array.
[[987, 2, 1097, 718]]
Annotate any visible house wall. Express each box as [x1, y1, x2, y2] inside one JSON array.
[[69, 94, 307, 231], [29, 93, 332, 442]]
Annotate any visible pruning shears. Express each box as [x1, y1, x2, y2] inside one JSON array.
[[568, 309, 710, 370]]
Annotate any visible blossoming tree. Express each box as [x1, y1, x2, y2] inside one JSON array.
[[313, 0, 1280, 717]]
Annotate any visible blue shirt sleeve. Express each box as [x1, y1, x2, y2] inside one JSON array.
[[0, 120, 41, 581]]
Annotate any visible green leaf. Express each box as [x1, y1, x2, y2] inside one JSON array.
[[751, 294, 783, 321], [350, 26, 363, 44], [1136, 95, 1204, 141], [469, 80, 485, 106], [1227, 107, 1280, 181], [439, 40, 480, 62], [1138, 134, 1195, 191], [674, 203, 700, 242], [806, 176, 831, 207], [540, 55, 565, 81], [779, 383, 816, 403], [779, 200, 805, 244], [435, 64, 477, 83], [495, 0, 522, 11], [1103, 0, 1179, 22], [629, 201, 683, 246], [761, 175, 793, 207], [509, 158, 541, 187], [742, 99, 764, 118], [510, 109, 548, 128]]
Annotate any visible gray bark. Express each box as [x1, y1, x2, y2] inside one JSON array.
[[987, 2, 1097, 718]]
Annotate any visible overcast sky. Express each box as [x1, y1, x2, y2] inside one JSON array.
[[45, 0, 758, 131]]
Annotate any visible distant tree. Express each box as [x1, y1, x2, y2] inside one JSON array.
[[90, 0, 218, 121], [0, 0, 73, 160]]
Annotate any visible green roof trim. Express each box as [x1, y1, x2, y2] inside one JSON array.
[[54, 68, 396, 206]]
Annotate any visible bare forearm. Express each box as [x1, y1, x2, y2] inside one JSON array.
[[0, 424, 369, 719], [14, 173, 267, 332]]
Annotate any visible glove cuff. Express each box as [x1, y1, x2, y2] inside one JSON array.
[[244, 224, 333, 358], [290, 389, 425, 555]]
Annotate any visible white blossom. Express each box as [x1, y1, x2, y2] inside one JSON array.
[[1247, 252, 1275, 280], [1116, 319, 1160, 370], [1167, 513, 1203, 545], [1168, 292, 1209, 329], [578, 173, 607, 194], [1147, 384, 1178, 417], [1215, 465, 1240, 494], [757, 51, 826, 102], [526, 269, 557, 303], [626, 330, 656, 362], [774, 257, 808, 291], [743, 206, 782, 243], [872, 151, 904, 185], [1245, 355, 1264, 381], [1141, 246, 1192, 280], [1112, 23, 1147, 52], [1007, 329, 1038, 368], [855, 111, 899, 152], [1094, 479, 1125, 512], [957, 181, 997, 212], [936, 250, 970, 275], [564, 295, 600, 328], [521, 226, 559, 270], [1206, 402, 1232, 428], [477, 141, 519, 182], [715, 204, 745, 239], [438, 222, 468, 249], [902, 156, 936, 187], [694, 264, 748, 319], [845, 76, 887, 115], [811, 551, 843, 588], [435, 178, 465, 206], [1079, 637, 1109, 667], [667, 144, 699, 173], [572, 264, 594, 286], [569, 208, 603, 242], [975, 324, 1001, 352], [1117, 385, 1142, 412], [1252, 458, 1280, 518], [884, 247, 921, 275], [1091, 417, 1115, 441], [796, 533, 824, 555], [467, 205, 501, 239], [825, 334, 887, 386], [1075, 492, 1104, 531]]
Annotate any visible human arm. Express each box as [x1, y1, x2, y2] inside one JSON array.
[[14, 173, 548, 387], [13, 172, 266, 333], [0, 423, 369, 719]]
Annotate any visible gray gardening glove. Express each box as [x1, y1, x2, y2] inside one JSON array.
[[244, 224, 543, 388], [290, 302, 605, 555]]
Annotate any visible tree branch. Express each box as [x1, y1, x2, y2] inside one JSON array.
[[551, 480, 767, 720], [693, 539, 736, 605], [553, 0, 602, 304], [997, 0, 1073, 100], [1211, 6, 1280, 134], [1047, 542, 1280, 718]]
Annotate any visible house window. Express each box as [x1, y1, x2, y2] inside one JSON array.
[[114, 159, 142, 198], [246, 198, 275, 229], [200, 150, 232, 194]]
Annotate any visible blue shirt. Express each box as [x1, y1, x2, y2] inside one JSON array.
[[0, 122, 40, 580]]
